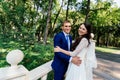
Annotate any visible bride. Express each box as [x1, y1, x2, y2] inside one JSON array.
[[54, 23, 97, 80]]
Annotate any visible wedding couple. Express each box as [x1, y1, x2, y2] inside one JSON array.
[[51, 20, 97, 80]]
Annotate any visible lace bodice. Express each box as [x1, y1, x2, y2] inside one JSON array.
[[70, 38, 88, 60]]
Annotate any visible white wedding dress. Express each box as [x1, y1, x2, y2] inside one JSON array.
[[65, 38, 97, 80]]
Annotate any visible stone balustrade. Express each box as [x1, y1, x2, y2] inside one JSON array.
[[0, 49, 52, 80]]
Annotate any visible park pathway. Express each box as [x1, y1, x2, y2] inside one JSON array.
[[93, 52, 120, 80]]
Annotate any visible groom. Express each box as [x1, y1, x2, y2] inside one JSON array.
[[51, 20, 81, 80]]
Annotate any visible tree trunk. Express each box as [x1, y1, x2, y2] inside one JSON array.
[[43, 0, 53, 45], [85, 0, 90, 23], [105, 33, 109, 47], [66, 0, 70, 20], [53, 0, 64, 29], [96, 33, 100, 46]]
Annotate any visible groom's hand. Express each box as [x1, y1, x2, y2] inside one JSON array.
[[71, 56, 82, 66]]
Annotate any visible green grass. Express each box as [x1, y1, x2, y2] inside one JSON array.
[[95, 46, 120, 54], [95, 46, 120, 63]]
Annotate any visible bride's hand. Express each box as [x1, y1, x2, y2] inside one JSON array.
[[54, 46, 61, 52]]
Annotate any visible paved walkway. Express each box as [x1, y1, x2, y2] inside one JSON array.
[[93, 58, 120, 80]]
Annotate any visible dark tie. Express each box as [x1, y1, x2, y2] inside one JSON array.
[[66, 35, 70, 51]]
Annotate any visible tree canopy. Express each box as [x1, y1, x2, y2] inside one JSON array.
[[0, 0, 120, 47]]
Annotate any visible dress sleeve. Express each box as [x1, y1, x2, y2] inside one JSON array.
[[69, 38, 88, 56]]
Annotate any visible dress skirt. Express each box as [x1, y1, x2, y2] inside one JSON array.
[[65, 60, 86, 80]]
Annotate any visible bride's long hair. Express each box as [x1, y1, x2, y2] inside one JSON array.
[[71, 23, 91, 51]]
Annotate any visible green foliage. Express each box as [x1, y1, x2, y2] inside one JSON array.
[[0, 0, 120, 47], [47, 71, 54, 80], [0, 39, 54, 70], [22, 43, 54, 70]]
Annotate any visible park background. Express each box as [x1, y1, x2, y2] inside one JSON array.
[[0, 0, 120, 80]]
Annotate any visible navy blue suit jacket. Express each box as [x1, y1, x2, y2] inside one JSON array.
[[51, 32, 72, 79]]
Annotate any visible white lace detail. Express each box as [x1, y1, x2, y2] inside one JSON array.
[[70, 38, 88, 57]]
